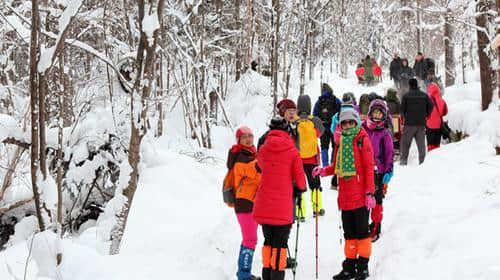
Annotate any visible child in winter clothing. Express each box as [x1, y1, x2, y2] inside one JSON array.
[[362, 100, 394, 242], [313, 109, 376, 280], [253, 117, 307, 280], [426, 83, 448, 151], [227, 126, 262, 280], [295, 95, 325, 220]]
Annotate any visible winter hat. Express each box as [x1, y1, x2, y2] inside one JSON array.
[[368, 99, 388, 119], [236, 126, 253, 143], [269, 116, 290, 132], [409, 78, 418, 89], [277, 99, 296, 117], [297, 95, 312, 115], [339, 109, 360, 125], [342, 92, 355, 105]]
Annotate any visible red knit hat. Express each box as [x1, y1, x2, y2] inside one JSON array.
[[236, 126, 253, 142], [277, 99, 297, 117]]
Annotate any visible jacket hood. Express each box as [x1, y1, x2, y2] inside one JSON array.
[[368, 99, 388, 119], [428, 83, 441, 98], [297, 95, 312, 115], [262, 130, 296, 153]]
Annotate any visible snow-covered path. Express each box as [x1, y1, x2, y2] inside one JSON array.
[[1, 75, 499, 280]]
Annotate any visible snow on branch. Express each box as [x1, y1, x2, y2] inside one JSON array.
[[38, 0, 84, 73]]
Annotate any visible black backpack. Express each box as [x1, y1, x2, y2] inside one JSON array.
[[317, 97, 338, 123]]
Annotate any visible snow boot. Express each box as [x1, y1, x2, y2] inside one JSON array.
[[321, 149, 329, 167], [355, 257, 370, 280], [333, 258, 357, 280], [237, 245, 256, 280]]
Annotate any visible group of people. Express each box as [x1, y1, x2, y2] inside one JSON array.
[[224, 53, 449, 279], [389, 52, 441, 100], [355, 56, 383, 86]]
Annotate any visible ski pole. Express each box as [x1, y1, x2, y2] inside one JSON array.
[[315, 189, 319, 279], [292, 194, 301, 280]]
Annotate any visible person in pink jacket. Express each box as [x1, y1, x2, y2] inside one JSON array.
[[426, 83, 448, 151]]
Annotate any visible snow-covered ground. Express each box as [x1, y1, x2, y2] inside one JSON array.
[[1, 70, 499, 279]]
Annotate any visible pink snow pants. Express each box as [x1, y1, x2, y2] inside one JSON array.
[[236, 213, 258, 250]]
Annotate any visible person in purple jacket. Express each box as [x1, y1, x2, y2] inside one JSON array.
[[362, 99, 394, 242]]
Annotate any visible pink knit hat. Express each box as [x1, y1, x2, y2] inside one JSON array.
[[236, 126, 253, 142]]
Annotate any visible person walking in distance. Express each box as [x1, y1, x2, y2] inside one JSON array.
[[389, 53, 403, 89], [426, 83, 448, 151], [400, 78, 434, 165], [313, 83, 341, 168], [312, 109, 376, 280], [253, 117, 307, 280]]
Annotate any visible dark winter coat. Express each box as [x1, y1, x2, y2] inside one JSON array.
[[390, 57, 403, 81], [401, 87, 434, 126], [399, 59, 415, 87], [413, 58, 429, 80], [253, 130, 306, 226], [324, 128, 375, 210], [363, 59, 374, 80], [313, 90, 341, 124]]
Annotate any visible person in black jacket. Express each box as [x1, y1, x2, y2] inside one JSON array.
[[389, 53, 403, 89], [400, 78, 434, 165], [397, 59, 415, 101]]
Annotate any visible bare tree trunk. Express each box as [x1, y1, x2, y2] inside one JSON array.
[[0, 147, 25, 201], [110, 0, 165, 254], [56, 47, 66, 266], [272, 0, 280, 112], [461, 35, 466, 84], [29, 0, 45, 232], [476, 0, 494, 111], [416, 0, 422, 53], [444, 8, 455, 87], [234, 0, 242, 81], [299, 0, 307, 96]]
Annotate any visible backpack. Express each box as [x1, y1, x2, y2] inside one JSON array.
[[297, 116, 319, 159], [318, 97, 338, 123], [222, 169, 236, 207]]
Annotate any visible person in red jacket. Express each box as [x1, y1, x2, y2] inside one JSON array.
[[253, 117, 307, 280], [426, 83, 448, 151], [312, 109, 376, 280]]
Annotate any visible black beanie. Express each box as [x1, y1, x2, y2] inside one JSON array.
[[409, 78, 418, 89]]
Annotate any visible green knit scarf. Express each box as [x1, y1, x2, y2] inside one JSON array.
[[335, 125, 360, 178]]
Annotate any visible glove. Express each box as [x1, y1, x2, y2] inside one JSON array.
[[365, 193, 376, 210], [382, 172, 393, 185], [312, 166, 326, 178]]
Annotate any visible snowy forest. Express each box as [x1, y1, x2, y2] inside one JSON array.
[[0, 0, 499, 279]]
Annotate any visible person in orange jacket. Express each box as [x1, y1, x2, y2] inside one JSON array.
[[227, 126, 262, 280], [426, 83, 448, 151]]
